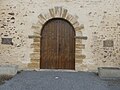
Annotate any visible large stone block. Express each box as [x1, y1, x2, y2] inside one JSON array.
[[31, 42, 40, 48], [98, 67, 120, 79], [75, 54, 86, 59], [34, 38, 40, 42], [0, 65, 18, 76], [76, 59, 83, 63], [28, 63, 39, 69], [30, 53, 40, 59], [31, 59, 40, 63], [76, 44, 85, 49], [34, 48, 40, 52]]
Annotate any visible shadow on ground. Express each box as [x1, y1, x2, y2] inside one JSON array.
[[0, 75, 13, 85]]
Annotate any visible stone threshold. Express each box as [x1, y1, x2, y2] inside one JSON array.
[[23, 69, 77, 72]]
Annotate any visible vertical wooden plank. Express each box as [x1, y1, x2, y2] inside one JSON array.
[[41, 18, 75, 70]]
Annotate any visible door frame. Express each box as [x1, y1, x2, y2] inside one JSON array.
[[29, 7, 85, 71]]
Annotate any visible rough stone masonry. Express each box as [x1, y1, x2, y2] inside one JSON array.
[[0, 0, 120, 71]]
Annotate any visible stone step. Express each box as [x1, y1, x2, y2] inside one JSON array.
[[0, 65, 18, 76], [98, 67, 120, 79]]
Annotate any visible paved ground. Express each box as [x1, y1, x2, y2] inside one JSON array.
[[0, 71, 120, 90]]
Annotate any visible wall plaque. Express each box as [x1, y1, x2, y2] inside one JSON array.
[[103, 40, 114, 47], [1, 38, 13, 45]]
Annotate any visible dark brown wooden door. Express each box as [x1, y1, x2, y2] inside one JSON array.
[[40, 18, 75, 70]]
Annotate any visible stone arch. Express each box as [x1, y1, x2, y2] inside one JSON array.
[[28, 7, 86, 71], [40, 18, 76, 36]]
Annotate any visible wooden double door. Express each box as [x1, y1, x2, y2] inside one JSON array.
[[40, 18, 75, 70]]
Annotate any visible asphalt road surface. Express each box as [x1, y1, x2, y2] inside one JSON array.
[[0, 71, 120, 90]]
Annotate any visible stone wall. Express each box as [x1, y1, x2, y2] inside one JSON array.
[[0, 0, 120, 71]]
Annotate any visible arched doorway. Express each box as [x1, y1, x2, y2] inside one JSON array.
[[40, 18, 75, 70]]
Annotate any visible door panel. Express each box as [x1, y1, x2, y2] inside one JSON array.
[[41, 18, 75, 70]]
